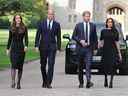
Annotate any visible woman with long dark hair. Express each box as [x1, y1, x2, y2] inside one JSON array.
[[98, 18, 122, 88], [6, 14, 28, 89]]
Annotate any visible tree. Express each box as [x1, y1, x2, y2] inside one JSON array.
[[0, 0, 33, 16], [33, 0, 47, 20], [0, 0, 47, 28]]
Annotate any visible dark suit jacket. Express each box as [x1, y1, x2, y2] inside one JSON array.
[[72, 22, 98, 50], [35, 19, 61, 51]]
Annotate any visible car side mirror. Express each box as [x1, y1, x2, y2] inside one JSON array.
[[63, 34, 70, 40], [126, 35, 128, 40]]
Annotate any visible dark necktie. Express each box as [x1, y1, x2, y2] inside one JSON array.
[[85, 23, 88, 43], [48, 21, 51, 30]]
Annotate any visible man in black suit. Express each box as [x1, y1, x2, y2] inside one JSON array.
[[72, 11, 97, 88], [35, 9, 61, 89]]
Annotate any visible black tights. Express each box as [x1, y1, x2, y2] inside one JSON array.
[[104, 73, 114, 88], [11, 68, 23, 85]]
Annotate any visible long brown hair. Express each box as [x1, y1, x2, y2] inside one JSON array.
[[105, 18, 118, 37], [10, 14, 26, 33]]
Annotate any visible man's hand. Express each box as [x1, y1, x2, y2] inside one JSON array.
[[35, 47, 39, 52], [80, 40, 88, 47], [98, 41, 103, 48]]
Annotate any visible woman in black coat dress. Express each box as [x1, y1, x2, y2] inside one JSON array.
[[98, 18, 122, 88], [6, 15, 28, 89]]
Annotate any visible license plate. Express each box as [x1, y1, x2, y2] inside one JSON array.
[[93, 56, 101, 61]]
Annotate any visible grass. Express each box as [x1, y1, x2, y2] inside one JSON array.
[[0, 29, 72, 70]]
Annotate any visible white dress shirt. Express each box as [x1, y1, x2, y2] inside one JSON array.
[[47, 19, 53, 30]]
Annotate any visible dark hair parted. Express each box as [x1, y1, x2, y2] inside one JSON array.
[[105, 17, 118, 37], [82, 11, 91, 16], [10, 14, 26, 33]]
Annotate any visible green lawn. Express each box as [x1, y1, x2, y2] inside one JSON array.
[[0, 29, 72, 70]]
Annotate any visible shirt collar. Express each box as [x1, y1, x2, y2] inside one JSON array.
[[47, 19, 53, 24], [84, 21, 89, 24]]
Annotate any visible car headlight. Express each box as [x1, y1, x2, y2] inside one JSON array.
[[120, 45, 126, 50]]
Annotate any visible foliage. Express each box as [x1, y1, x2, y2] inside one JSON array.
[[0, 0, 47, 28]]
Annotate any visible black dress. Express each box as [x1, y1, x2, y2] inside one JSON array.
[[7, 27, 28, 70], [100, 28, 119, 74]]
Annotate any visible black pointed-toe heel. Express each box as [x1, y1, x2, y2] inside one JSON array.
[[11, 83, 16, 88], [109, 82, 113, 88], [17, 84, 21, 89], [42, 83, 47, 88], [104, 79, 108, 87]]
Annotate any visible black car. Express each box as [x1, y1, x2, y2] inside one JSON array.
[[63, 22, 128, 75]]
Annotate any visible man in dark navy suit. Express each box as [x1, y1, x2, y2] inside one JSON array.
[[35, 9, 61, 89], [72, 11, 98, 88]]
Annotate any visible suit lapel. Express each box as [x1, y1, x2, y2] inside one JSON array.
[[89, 23, 92, 38], [51, 21, 55, 31], [89, 23, 92, 33], [81, 23, 84, 38], [44, 20, 48, 31], [82, 23, 84, 33]]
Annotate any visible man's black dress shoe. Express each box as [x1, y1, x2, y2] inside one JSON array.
[[79, 84, 84, 88], [47, 84, 52, 89], [86, 82, 94, 88]]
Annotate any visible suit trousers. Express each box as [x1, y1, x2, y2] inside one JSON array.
[[39, 49, 56, 85], [78, 47, 92, 84]]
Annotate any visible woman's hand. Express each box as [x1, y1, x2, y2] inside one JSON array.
[[6, 49, 10, 56], [24, 46, 28, 52]]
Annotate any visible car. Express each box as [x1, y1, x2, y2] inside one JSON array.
[[63, 22, 128, 75]]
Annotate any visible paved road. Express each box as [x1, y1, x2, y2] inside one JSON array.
[[0, 52, 128, 96]]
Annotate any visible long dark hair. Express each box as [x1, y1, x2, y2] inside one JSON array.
[[105, 18, 118, 37], [10, 14, 26, 33]]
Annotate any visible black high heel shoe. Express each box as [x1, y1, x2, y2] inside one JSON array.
[[104, 79, 108, 87], [109, 81, 113, 88], [17, 83, 21, 89], [11, 83, 16, 88]]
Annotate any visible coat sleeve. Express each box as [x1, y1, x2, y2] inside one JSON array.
[[35, 22, 42, 48], [24, 27, 28, 47], [92, 24, 98, 49], [100, 29, 104, 40], [72, 24, 81, 44], [57, 23, 61, 50], [7, 29, 12, 49]]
